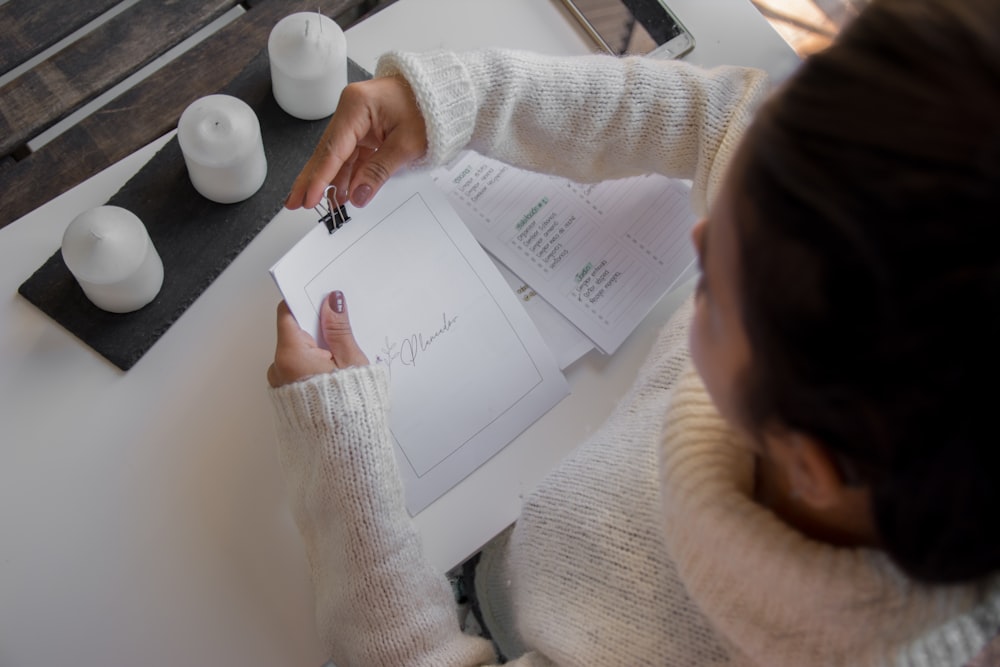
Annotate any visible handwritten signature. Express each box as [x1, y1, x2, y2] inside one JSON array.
[[379, 312, 459, 373]]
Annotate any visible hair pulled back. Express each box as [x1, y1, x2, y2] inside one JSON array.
[[735, 0, 1000, 583]]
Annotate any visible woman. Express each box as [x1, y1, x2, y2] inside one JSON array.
[[268, 0, 1000, 664]]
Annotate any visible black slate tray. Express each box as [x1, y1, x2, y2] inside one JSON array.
[[19, 51, 371, 370]]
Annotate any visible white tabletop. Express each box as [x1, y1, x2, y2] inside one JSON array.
[[0, 2, 796, 665]]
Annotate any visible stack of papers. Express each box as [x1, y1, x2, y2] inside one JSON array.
[[431, 151, 696, 362], [270, 157, 697, 513]]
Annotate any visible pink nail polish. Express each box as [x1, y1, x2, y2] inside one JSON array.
[[329, 291, 345, 313], [353, 184, 372, 207]]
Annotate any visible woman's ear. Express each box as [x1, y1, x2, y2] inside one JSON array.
[[760, 430, 879, 547], [766, 431, 844, 510]]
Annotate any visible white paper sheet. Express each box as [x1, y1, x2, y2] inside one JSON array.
[[432, 152, 698, 354], [270, 170, 569, 514], [492, 259, 594, 369]]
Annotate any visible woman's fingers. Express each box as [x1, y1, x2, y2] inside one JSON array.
[[268, 301, 334, 387], [320, 291, 370, 368], [284, 76, 428, 211]]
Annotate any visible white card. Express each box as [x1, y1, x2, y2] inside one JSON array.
[[270, 169, 569, 514]]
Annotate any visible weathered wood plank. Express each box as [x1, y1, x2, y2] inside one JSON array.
[[0, 0, 374, 230], [0, 0, 240, 158], [0, 0, 122, 76], [244, 0, 393, 23]]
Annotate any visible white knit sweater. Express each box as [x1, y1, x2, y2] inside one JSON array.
[[269, 50, 1000, 666]]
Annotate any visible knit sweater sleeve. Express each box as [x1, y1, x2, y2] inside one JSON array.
[[268, 365, 555, 667], [376, 49, 769, 214]]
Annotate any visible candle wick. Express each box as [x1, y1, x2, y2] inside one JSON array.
[[304, 20, 309, 38], [90, 229, 104, 241], [318, 8, 323, 33]]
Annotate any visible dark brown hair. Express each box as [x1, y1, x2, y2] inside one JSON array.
[[735, 0, 1000, 583]]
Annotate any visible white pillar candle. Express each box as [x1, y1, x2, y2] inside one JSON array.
[[177, 94, 267, 204], [61, 206, 164, 314], [268, 12, 348, 120]]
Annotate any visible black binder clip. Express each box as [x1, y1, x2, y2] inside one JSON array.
[[315, 185, 351, 234]]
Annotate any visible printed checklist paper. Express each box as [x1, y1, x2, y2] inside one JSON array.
[[270, 169, 569, 514], [432, 152, 698, 354]]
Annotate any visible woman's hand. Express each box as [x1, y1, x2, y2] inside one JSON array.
[[267, 291, 370, 388], [284, 75, 428, 211]]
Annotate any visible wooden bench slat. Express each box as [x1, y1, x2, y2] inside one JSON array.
[[0, 0, 240, 158], [0, 0, 122, 77], [244, 0, 386, 22], [0, 0, 372, 230]]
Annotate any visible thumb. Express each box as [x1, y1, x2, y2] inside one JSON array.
[[320, 291, 370, 369], [348, 132, 426, 207]]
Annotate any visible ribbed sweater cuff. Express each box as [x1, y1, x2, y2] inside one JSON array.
[[268, 364, 393, 469], [376, 50, 477, 166]]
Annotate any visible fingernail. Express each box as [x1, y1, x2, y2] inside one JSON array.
[[353, 184, 372, 207], [329, 291, 345, 313]]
